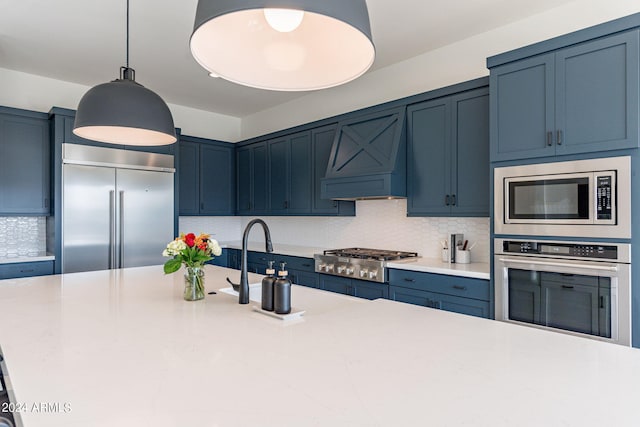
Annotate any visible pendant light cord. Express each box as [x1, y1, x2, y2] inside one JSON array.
[[126, 0, 129, 68]]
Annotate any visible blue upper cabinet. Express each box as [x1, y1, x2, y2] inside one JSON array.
[[407, 87, 489, 217], [178, 135, 235, 216], [321, 106, 407, 199], [267, 131, 313, 214], [0, 107, 50, 215], [490, 29, 640, 162], [236, 141, 268, 215]]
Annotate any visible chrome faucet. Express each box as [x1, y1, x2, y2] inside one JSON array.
[[227, 219, 273, 304]]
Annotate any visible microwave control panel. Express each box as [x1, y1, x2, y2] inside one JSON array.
[[502, 241, 618, 260], [596, 174, 613, 220]]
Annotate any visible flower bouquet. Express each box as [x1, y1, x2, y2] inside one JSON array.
[[163, 233, 222, 300]]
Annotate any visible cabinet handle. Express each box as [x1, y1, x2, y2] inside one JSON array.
[[20, 269, 34, 273], [44, 198, 49, 208], [284, 201, 288, 209], [260, 257, 268, 261], [436, 301, 442, 309], [403, 278, 415, 282], [557, 130, 563, 145], [333, 201, 338, 207], [451, 194, 456, 206], [546, 131, 553, 146], [452, 285, 467, 291], [445, 195, 450, 206], [600, 296, 605, 309], [302, 263, 312, 267], [200, 202, 204, 210], [561, 285, 574, 289]]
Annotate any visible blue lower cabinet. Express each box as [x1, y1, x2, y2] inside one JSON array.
[[227, 249, 241, 270], [320, 274, 351, 295], [0, 261, 54, 280], [319, 274, 388, 300], [388, 268, 490, 318], [209, 250, 229, 268], [290, 269, 320, 288], [353, 280, 389, 300]]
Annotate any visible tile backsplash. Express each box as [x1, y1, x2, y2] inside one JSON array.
[[0, 217, 47, 257], [180, 199, 490, 262]]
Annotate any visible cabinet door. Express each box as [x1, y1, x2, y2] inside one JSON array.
[[450, 89, 490, 216], [268, 137, 289, 214], [0, 114, 50, 215], [541, 280, 599, 336], [252, 143, 268, 214], [390, 286, 437, 308], [236, 147, 252, 214], [407, 98, 451, 215], [209, 250, 229, 267], [289, 269, 320, 288], [288, 132, 312, 213], [353, 281, 388, 300], [490, 54, 555, 161], [319, 275, 352, 295], [200, 143, 235, 215], [555, 30, 640, 155], [178, 140, 199, 215], [433, 293, 491, 318]]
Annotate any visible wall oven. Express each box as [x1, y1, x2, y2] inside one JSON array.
[[494, 238, 631, 346], [494, 156, 630, 238]]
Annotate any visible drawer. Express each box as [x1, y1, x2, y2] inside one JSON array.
[[388, 269, 489, 301], [247, 251, 275, 266], [0, 261, 54, 280]]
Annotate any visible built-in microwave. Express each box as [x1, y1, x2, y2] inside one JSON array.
[[494, 157, 631, 238]]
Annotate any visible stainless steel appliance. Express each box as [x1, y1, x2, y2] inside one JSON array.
[[62, 144, 175, 273], [494, 238, 631, 346], [494, 156, 630, 238], [314, 248, 418, 283]]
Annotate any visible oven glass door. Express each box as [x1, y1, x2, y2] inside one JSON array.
[[507, 268, 611, 338], [494, 255, 630, 346], [506, 174, 591, 221]]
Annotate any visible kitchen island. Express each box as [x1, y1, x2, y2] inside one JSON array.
[[0, 266, 639, 426]]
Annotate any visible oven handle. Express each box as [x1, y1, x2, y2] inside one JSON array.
[[497, 257, 619, 272]]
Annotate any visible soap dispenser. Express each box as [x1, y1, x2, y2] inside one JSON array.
[[274, 262, 291, 314], [261, 261, 276, 311]]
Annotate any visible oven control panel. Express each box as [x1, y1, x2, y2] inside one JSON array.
[[502, 241, 618, 260]]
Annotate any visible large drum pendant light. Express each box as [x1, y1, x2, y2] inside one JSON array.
[[74, 0, 176, 146], [190, 0, 376, 91]]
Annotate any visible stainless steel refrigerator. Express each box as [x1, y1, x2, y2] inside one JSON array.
[[62, 143, 175, 273]]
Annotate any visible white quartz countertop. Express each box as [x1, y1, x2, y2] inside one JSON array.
[[0, 266, 639, 426], [0, 253, 55, 264], [387, 257, 490, 279]]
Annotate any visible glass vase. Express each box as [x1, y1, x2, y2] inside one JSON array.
[[184, 266, 205, 301]]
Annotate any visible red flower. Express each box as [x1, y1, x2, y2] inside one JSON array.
[[198, 242, 207, 251], [184, 233, 196, 247]]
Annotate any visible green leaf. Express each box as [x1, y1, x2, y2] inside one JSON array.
[[163, 258, 182, 274]]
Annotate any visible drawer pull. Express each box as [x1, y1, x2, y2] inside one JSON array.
[[561, 285, 575, 289], [20, 269, 35, 273], [403, 278, 415, 282], [302, 263, 312, 267], [452, 285, 467, 291]]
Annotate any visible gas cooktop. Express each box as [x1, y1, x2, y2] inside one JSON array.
[[315, 248, 419, 283]]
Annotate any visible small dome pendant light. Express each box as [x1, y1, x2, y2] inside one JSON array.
[[190, 0, 376, 91], [74, 0, 176, 146]]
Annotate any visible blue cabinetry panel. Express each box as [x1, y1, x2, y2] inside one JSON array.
[[490, 29, 639, 162], [407, 88, 489, 217], [0, 109, 50, 215], [0, 261, 54, 279]]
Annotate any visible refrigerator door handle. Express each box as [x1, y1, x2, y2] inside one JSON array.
[[109, 190, 116, 269], [119, 190, 125, 269]]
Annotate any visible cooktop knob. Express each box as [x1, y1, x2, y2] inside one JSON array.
[[359, 268, 368, 278], [369, 269, 378, 279], [325, 264, 334, 272], [345, 267, 354, 275], [337, 265, 346, 273]]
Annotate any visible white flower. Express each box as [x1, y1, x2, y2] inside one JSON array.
[[163, 239, 187, 257], [208, 239, 222, 256]]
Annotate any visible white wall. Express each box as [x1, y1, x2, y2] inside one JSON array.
[[240, 0, 640, 139], [180, 199, 490, 263], [0, 67, 241, 141]]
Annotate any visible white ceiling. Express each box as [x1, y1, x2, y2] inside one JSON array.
[[0, 0, 576, 118]]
